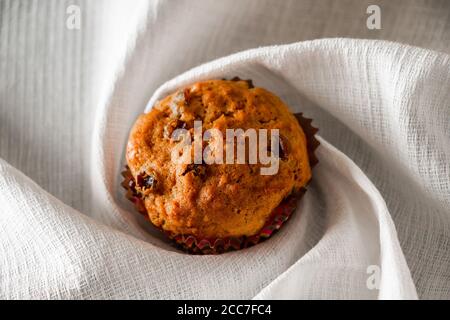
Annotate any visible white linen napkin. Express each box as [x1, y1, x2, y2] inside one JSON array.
[[4, 37, 450, 299]]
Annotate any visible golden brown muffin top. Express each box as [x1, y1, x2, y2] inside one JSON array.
[[126, 79, 311, 238]]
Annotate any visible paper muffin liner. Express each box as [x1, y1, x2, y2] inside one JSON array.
[[122, 79, 320, 254]]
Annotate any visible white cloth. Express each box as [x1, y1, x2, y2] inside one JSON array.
[[1, 0, 450, 300]]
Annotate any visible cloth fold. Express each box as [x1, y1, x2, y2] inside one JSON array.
[[4, 37, 449, 299]]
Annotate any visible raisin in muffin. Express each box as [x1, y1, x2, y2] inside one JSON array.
[[125, 79, 314, 250]]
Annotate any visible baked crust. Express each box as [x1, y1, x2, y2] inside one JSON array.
[[126, 79, 311, 238]]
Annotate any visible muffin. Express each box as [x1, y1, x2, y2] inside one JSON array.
[[123, 78, 318, 253]]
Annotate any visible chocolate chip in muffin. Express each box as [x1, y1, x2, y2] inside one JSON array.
[[279, 136, 288, 160], [164, 119, 187, 139], [228, 76, 254, 89], [244, 79, 254, 89], [136, 172, 157, 190], [182, 163, 207, 178], [267, 135, 288, 160]]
